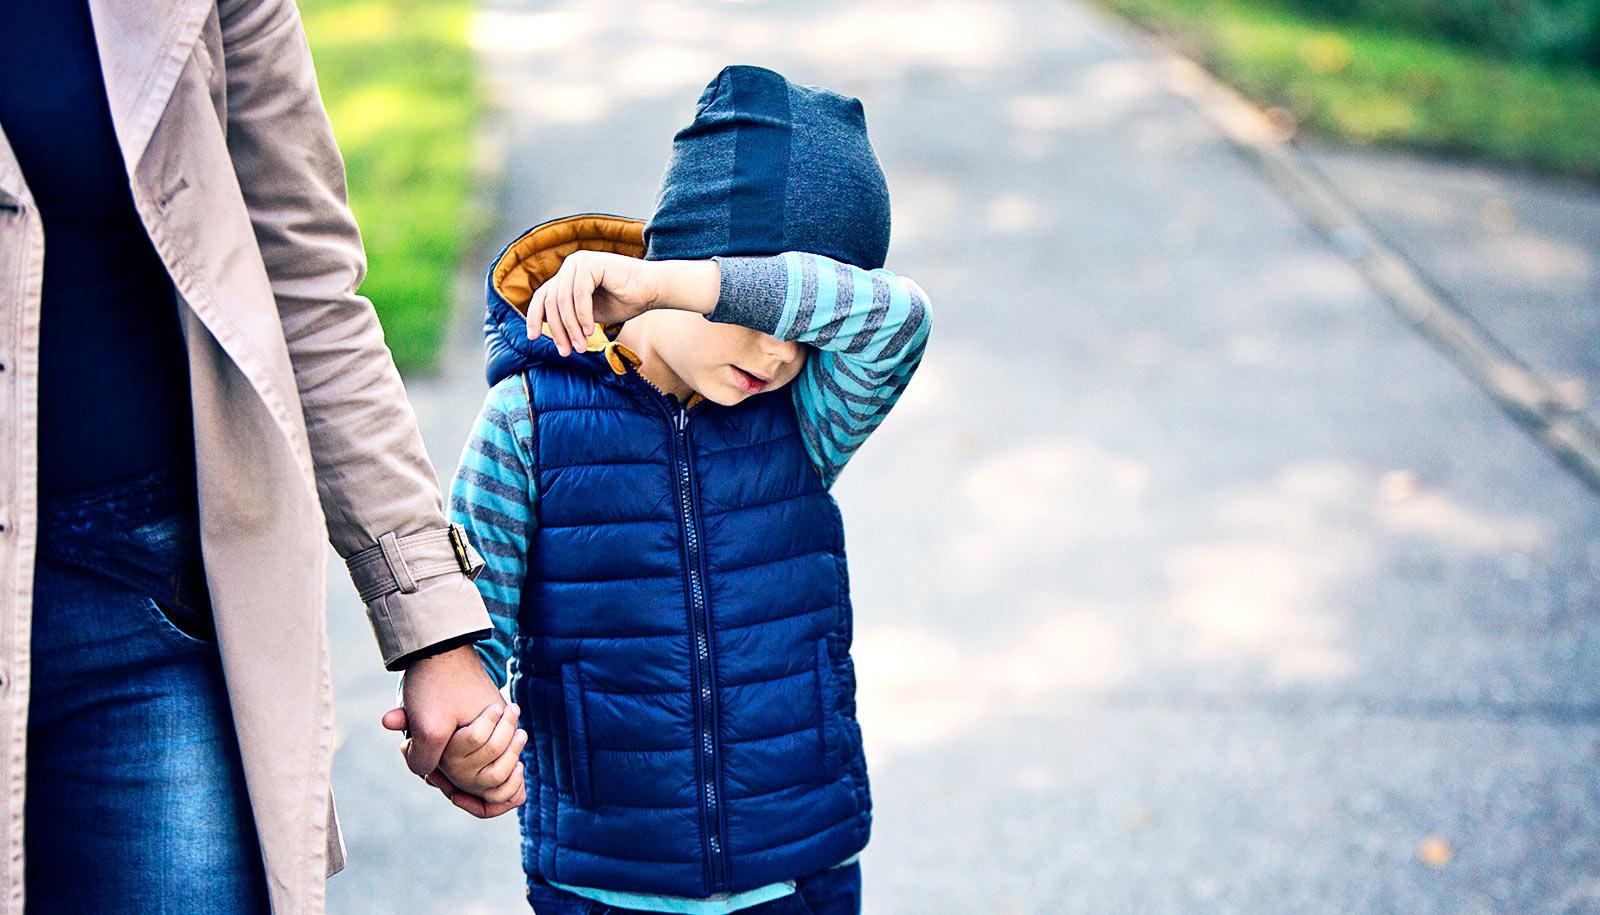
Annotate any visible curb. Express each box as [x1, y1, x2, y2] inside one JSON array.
[[1094, 6, 1600, 496]]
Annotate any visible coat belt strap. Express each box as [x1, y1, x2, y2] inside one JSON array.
[[346, 523, 485, 603]]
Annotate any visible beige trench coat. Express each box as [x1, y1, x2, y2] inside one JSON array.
[[0, 0, 493, 911]]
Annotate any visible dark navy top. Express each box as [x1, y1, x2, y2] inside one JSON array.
[[0, 0, 196, 497]]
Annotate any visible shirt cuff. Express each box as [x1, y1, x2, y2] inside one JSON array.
[[708, 255, 787, 334], [388, 629, 493, 671]]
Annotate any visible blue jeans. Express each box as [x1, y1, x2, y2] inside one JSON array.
[[25, 466, 270, 913], [524, 863, 863, 915]]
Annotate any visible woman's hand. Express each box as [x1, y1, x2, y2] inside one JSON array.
[[528, 252, 720, 356], [380, 645, 524, 818]]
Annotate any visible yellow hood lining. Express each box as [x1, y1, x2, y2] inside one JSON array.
[[492, 213, 647, 309], [492, 213, 704, 408]]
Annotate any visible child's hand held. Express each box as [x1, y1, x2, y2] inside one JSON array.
[[437, 702, 528, 802]]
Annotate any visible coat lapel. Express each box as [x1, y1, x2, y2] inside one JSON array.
[[85, 0, 312, 487], [86, 0, 213, 171], [0, 127, 24, 208]]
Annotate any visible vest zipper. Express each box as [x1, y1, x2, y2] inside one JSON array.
[[622, 366, 727, 892], [675, 400, 729, 893]]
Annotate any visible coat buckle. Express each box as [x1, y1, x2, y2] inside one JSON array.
[[448, 522, 483, 579]]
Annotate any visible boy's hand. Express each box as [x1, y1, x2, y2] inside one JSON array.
[[436, 702, 528, 802], [381, 697, 528, 819], [529, 251, 719, 356], [386, 644, 505, 779]]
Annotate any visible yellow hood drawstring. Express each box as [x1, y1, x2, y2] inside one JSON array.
[[538, 321, 642, 376], [534, 320, 706, 409]]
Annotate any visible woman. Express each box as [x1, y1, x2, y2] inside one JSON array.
[[0, 0, 513, 910]]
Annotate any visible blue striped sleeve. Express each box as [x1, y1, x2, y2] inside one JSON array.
[[446, 375, 535, 689], [710, 252, 932, 487]]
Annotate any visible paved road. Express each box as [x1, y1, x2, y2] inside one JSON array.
[[1303, 142, 1600, 426], [326, 1, 1600, 912]]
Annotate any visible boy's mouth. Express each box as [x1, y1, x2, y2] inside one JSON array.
[[731, 365, 770, 393]]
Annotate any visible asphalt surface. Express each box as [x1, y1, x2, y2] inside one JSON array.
[[1301, 142, 1600, 427], [325, 1, 1600, 912]]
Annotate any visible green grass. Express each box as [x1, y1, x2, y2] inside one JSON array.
[[301, 0, 480, 372], [1096, 0, 1600, 179]]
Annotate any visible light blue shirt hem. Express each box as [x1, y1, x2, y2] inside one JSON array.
[[546, 879, 794, 914], [549, 852, 861, 915]]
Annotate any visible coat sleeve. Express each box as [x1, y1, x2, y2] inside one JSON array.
[[217, 0, 491, 669]]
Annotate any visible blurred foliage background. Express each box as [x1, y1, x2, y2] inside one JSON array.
[[301, 0, 480, 373], [294, 0, 1599, 373], [1097, 0, 1600, 179], [1296, 0, 1600, 66]]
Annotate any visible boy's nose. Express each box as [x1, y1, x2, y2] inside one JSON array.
[[765, 339, 803, 360]]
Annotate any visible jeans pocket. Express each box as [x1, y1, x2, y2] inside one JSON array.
[[142, 595, 215, 646], [143, 552, 217, 645]]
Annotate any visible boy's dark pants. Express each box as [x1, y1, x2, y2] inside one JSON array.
[[525, 862, 862, 915]]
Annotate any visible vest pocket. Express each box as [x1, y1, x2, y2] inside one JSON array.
[[816, 637, 866, 785], [814, 638, 837, 779], [561, 664, 595, 809]]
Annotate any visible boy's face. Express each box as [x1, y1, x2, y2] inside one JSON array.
[[651, 310, 807, 406]]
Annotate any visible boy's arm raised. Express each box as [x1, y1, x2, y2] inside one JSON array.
[[526, 249, 932, 486], [709, 253, 933, 487]]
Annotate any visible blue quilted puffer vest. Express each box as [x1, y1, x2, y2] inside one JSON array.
[[484, 215, 872, 897]]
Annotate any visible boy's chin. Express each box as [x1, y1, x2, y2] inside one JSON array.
[[691, 367, 784, 406], [701, 385, 748, 407], [700, 379, 777, 407]]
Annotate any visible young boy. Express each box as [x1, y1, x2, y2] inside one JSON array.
[[439, 65, 931, 914]]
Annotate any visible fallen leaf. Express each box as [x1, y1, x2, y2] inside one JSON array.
[[1418, 835, 1453, 869]]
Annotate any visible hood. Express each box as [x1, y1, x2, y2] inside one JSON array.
[[643, 64, 891, 269], [483, 213, 651, 388], [485, 65, 889, 387]]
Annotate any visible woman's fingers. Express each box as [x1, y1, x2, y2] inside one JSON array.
[[420, 765, 460, 799], [448, 789, 493, 818], [446, 766, 522, 818], [454, 790, 521, 819], [404, 737, 523, 818]]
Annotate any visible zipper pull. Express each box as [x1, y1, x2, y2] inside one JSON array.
[[676, 404, 688, 432]]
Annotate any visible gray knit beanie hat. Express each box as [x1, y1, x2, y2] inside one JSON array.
[[643, 65, 891, 270]]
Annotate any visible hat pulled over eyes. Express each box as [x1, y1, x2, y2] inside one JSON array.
[[643, 65, 891, 271]]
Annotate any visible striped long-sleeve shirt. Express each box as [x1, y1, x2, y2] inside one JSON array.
[[708, 251, 931, 489], [450, 250, 931, 690]]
